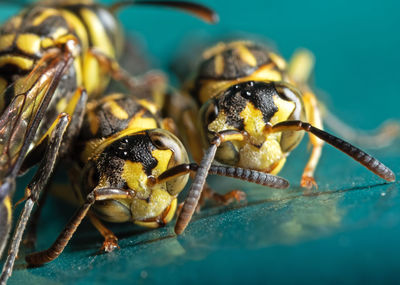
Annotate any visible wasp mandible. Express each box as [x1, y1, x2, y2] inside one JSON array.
[[0, 0, 218, 282], [166, 41, 396, 235]]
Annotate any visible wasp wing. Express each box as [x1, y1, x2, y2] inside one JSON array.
[[0, 49, 74, 198]]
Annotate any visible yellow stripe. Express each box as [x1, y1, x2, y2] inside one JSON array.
[[138, 99, 158, 115], [127, 110, 158, 132], [16, 34, 41, 55], [105, 100, 129, 120], [0, 34, 15, 52], [237, 45, 257, 67], [84, 129, 146, 163], [0, 55, 34, 70], [214, 54, 224, 76], [269, 52, 287, 70], [60, 9, 89, 52], [80, 8, 114, 57], [32, 8, 60, 26], [4, 196, 12, 224]]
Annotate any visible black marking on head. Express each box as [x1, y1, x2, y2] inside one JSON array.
[[101, 132, 158, 176], [198, 43, 272, 80], [216, 81, 279, 128]]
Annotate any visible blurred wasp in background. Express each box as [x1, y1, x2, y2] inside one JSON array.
[[22, 80, 289, 266], [165, 40, 397, 235], [0, 0, 218, 282]]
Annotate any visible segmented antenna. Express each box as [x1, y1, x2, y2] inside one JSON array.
[[175, 143, 217, 235], [271, 120, 396, 182], [208, 165, 289, 189], [109, 1, 219, 23]]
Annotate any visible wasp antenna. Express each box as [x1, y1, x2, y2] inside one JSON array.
[[175, 143, 218, 235], [271, 120, 396, 182], [209, 166, 290, 189], [109, 1, 219, 24]]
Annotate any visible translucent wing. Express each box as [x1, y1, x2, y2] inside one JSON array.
[[0, 49, 73, 191]]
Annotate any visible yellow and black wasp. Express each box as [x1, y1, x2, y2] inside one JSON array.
[[166, 40, 396, 234], [0, 0, 218, 282], [21, 83, 289, 266]]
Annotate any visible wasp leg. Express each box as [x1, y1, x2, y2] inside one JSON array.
[[19, 87, 88, 174], [23, 87, 88, 250], [0, 113, 70, 282], [23, 184, 50, 249], [0, 196, 12, 259], [25, 188, 134, 266], [87, 212, 119, 253], [88, 49, 166, 95], [287, 50, 324, 188], [301, 91, 324, 189]]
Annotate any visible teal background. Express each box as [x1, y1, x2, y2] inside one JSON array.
[[1, 0, 400, 284]]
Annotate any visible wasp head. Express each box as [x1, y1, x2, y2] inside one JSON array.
[[82, 129, 189, 227], [199, 81, 306, 174]]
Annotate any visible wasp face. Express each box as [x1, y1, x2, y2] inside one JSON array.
[[83, 129, 189, 227], [200, 81, 306, 174]]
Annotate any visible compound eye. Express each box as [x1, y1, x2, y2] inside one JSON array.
[[203, 100, 219, 126], [274, 82, 302, 102], [149, 130, 170, 150]]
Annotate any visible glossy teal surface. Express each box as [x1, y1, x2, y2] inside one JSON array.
[[1, 0, 400, 284]]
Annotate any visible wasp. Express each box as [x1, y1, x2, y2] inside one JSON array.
[[167, 40, 396, 234], [0, 0, 218, 282], [22, 82, 289, 265]]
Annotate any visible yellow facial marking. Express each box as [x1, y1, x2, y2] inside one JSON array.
[[208, 112, 236, 133], [270, 95, 295, 125], [236, 45, 257, 67], [133, 198, 177, 228], [0, 55, 34, 70], [131, 189, 172, 222], [105, 100, 129, 120], [16, 34, 41, 55], [151, 149, 172, 177], [122, 161, 149, 197], [127, 110, 158, 132], [269, 52, 287, 70], [241, 103, 266, 141], [163, 198, 177, 224], [238, 138, 284, 173], [214, 54, 224, 76], [0, 34, 15, 52]]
